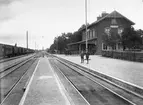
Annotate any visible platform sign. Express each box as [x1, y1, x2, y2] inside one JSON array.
[[110, 25, 119, 28]]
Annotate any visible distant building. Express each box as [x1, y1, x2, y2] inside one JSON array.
[[67, 10, 135, 55]]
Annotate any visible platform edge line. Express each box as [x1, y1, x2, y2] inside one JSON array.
[[18, 59, 40, 105], [47, 59, 72, 105], [54, 58, 90, 105]]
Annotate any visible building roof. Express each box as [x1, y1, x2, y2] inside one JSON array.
[[67, 38, 97, 46], [106, 10, 128, 18], [79, 10, 135, 32]]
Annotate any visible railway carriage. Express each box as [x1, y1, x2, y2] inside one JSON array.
[[0, 44, 5, 58], [23, 48, 27, 54], [13, 46, 18, 56], [0, 43, 34, 58], [17, 47, 22, 55], [21, 47, 25, 54], [3, 44, 14, 57]]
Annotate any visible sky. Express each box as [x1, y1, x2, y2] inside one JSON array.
[[0, 0, 142, 49]]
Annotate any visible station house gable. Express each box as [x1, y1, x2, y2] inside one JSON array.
[[68, 10, 135, 55]]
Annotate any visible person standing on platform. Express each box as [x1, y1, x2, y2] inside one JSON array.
[[80, 51, 84, 63], [85, 51, 90, 64]]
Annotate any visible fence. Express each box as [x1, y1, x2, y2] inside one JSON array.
[[102, 50, 143, 62]]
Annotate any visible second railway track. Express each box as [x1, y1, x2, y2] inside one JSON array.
[[0, 54, 34, 74], [0, 55, 37, 104], [48, 55, 143, 105]]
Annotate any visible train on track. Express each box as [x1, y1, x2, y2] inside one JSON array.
[[0, 43, 34, 58]]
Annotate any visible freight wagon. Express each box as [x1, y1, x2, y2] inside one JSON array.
[[0, 43, 34, 58]]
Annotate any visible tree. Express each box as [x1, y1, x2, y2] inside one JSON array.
[[136, 29, 143, 37], [102, 30, 120, 49], [70, 31, 82, 43], [48, 24, 85, 54], [121, 27, 142, 50]]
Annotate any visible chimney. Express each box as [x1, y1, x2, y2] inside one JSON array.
[[97, 15, 101, 20], [101, 11, 108, 17], [97, 11, 109, 20]]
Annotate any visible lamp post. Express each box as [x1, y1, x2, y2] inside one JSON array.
[[85, 0, 88, 53]]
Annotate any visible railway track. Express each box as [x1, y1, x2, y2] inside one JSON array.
[[0, 55, 34, 78], [0, 54, 35, 72], [0, 55, 37, 104], [0, 55, 26, 63], [48, 55, 143, 105]]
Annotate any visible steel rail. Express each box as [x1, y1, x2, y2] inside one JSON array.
[[50, 56, 143, 105], [0, 58, 36, 105], [0, 55, 35, 78], [56, 56, 143, 98]]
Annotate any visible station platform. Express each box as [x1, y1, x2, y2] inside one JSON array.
[[19, 57, 70, 105], [56, 54, 143, 89], [19, 57, 89, 105]]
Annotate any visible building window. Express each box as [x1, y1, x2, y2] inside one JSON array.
[[112, 45, 116, 50], [82, 32, 84, 40], [117, 43, 122, 50], [83, 31, 86, 40], [87, 31, 89, 39], [105, 27, 111, 36], [92, 29, 94, 38], [102, 43, 108, 50], [89, 31, 91, 39], [118, 27, 124, 36], [95, 30, 97, 38], [111, 19, 117, 25], [88, 30, 90, 39], [93, 29, 96, 38], [92, 29, 95, 38], [93, 29, 97, 38], [92, 30, 94, 38], [90, 30, 92, 39]]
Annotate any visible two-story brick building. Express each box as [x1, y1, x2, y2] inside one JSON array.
[[67, 10, 135, 55]]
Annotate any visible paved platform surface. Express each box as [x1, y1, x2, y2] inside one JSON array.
[[57, 54, 143, 89], [19, 57, 70, 105]]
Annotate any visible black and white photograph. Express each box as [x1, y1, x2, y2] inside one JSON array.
[[0, 0, 143, 105]]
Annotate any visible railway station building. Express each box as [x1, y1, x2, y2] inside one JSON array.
[[67, 10, 135, 55]]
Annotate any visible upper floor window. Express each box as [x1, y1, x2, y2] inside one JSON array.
[[82, 31, 86, 40], [89, 30, 91, 39], [112, 45, 116, 50], [91, 30, 93, 38], [93, 29, 95, 38], [93, 29, 97, 38], [104, 27, 111, 36], [111, 19, 117, 25], [118, 27, 124, 36]]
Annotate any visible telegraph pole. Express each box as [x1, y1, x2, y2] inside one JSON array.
[[26, 31, 28, 49], [85, 0, 88, 53]]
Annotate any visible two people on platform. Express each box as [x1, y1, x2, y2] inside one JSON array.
[[80, 51, 90, 64]]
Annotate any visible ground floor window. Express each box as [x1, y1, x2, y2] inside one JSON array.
[[102, 43, 108, 50], [102, 43, 118, 50], [112, 45, 116, 50]]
